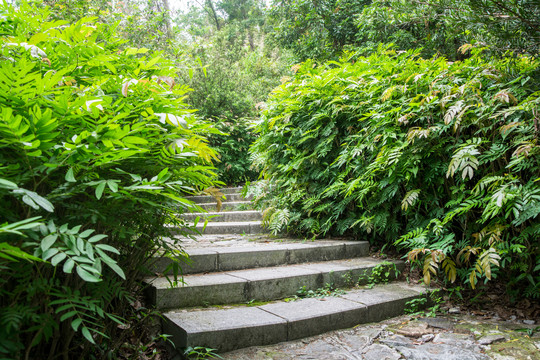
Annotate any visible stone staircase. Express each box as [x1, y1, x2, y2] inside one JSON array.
[[179, 187, 263, 235], [145, 187, 428, 354]]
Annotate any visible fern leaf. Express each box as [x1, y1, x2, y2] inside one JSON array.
[[444, 100, 464, 125], [401, 189, 420, 211]]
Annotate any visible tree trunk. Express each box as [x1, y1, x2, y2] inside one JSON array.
[[206, 0, 221, 31], [163, 0, 172, 36]]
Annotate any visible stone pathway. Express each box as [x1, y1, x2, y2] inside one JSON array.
[[220, 313, 540, 360]]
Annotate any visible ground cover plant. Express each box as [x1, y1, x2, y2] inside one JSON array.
[[0, 3, 218, 358], [251, 46, 540, 298]]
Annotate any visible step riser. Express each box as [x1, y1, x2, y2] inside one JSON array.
[[219, 187, 243, 194], [163, 284, 426, 352], [151, 242, 369, 274], [187, 193, 250, 204], [183, 211, 262, 223], [197, 202, 251, 211], [189, 222, 263, 235], [148, 262, 404, 309]]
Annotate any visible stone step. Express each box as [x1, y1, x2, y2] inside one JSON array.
[[162, 283, 426, 353], [146, 258, 404, 309], [151, 240, 369, 274], [186, 193, 249, 204], [220, 187, 243, 194], [191, 221, 263, 235], [183, 210, 262, 223], [197, 201, 252, 212], [168, 221, 263, 236]]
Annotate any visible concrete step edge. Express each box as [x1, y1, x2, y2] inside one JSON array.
[[219, 187, 244, 194], [151, 240, 370, 274], [186, 193, 251, 204], [146, 258, 405, 309], [162, 282, 429, 352], [171, 221, 264, 235], [197, 201, 253, 212], [183, 210, 262, 223]]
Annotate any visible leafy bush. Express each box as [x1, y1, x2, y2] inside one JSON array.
[[355, 0, 540, 59], [0, 3, 217, 358], [251, 46, 540, 298], [178, 25, 290, 184], [207, 120, 258, 185], [268, 0, 370, 61]]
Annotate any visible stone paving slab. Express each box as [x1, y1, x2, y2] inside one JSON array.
[[147, 258, 404, 309], [259, 296, 368, 340], [162, 283, 428, 353], [235, 265, 322, 302], [148, 272, 247, 309], [341, 283, 424, 323], [164, 307, 288, 352], [296, 258, 403, 287]]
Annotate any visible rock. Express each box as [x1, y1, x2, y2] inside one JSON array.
[[433, 333, 475, 347], [361, 344, 401, 360], [394, 321, 431, 337], [523, 319, 535, 325], [380, 334, 414, 348], [392, 343, 490, 360], [491, 355, 515, 360], [509, 315, 517, 321], [336, 333, 371, 350], [420, 334, 435, 343], [448, 307, 461, 314], [477, 334, 506, 345], [420, 317, 455, 331]]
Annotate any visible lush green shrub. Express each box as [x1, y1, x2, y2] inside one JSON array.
[[268, 0, 370, 61], [251, 46, 540, 298], [207, 120, 259, 185], [355, 0, 540, 59], [0, 3, 217, 358], [178, 25, 290, 184]]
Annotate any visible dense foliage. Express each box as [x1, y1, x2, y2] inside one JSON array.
[[268, 0, 370, 61], [43, 0, 175, 50], [357, 0, 540, 59], [207, 120, 259, 185], [177, 2, 292, 184], [270, 0, 540, 62], [0, 3, 217, 358], [251, 47, 540, 298]]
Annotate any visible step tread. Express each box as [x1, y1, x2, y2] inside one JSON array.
[[188, 210, 262, 217], [192, 220, 262, 228], [186, 239, 365, 252], [151, 239, 369, 275], [183, 210, 262, 223], [186, 193, 249, 203], [197, 201, 252, 211], [162, 283, 426, 351], [148, 257, 394, 289]]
